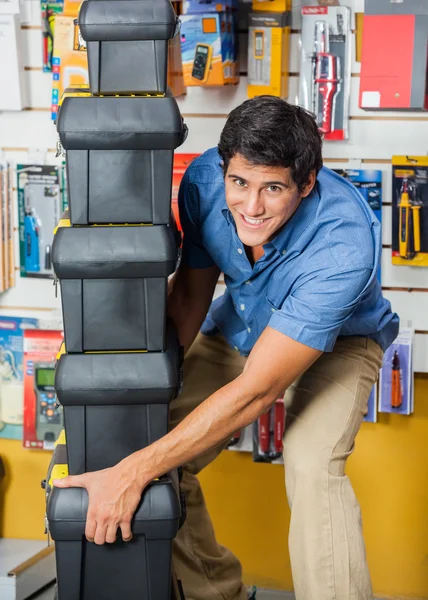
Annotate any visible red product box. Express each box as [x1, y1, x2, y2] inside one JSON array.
[[172, 153, 200, 230], [23, 329, 63, 450]]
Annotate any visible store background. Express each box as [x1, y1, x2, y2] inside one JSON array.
[[1, 0, 428, 597]]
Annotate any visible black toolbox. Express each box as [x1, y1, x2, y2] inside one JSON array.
[[55, 324, 183, 475], [52, 217, 180, 353], [47, 475, 181, 600], [78, 0, 179, 96], [57, 91, 187, 226]]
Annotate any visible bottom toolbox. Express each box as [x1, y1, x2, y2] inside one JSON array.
[[47, 474, 181, 600]]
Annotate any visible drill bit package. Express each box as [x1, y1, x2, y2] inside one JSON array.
[[392, 156, 428, 267], [298, 6, 351, 141], [379, 328, 413, 416]]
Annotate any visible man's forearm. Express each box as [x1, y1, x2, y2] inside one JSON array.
[[127, 372, 276, 486]]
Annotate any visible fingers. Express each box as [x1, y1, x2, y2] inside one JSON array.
[[85, 513, 97, 543], [93, 521, 108, 546], [52, 474, 86, 488], [120, 516, 133, 543]]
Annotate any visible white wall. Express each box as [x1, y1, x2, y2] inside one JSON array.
[[0, 0, 427, 372]]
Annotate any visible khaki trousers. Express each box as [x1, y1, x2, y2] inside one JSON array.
[[170, 333, 383, 600]]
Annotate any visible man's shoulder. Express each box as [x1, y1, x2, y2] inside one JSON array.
[[186, 147, 224, 184]]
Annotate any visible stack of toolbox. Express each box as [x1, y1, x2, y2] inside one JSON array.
[[44, 2, 188, 598]]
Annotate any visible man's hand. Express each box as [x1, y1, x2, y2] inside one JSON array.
[[53, 457, 147, 545]]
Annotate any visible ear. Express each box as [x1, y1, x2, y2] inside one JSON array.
[[301, 170, 317, 198]]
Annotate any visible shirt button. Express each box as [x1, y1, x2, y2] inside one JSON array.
[[240, 304, 245, 311], [237, 248, 243, 254], [247, 327, 251, 333], [245, 280, 250, 285], [271, 307, 276, 313], [282, 249, 286, 255], [234, 346, 239, 351]]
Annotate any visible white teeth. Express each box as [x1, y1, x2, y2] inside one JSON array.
[[243, 215, 265, 225]]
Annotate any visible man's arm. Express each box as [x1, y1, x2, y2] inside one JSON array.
[[129, 326, 321, 482], [54, 326, 321, 545], [167, 262, 220, 354]]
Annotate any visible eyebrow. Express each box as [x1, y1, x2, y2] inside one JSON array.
[[227, 174, 289, 187]]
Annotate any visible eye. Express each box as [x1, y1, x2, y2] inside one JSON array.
[[234, 178, 247, 188], [266, 185, 282, 193]]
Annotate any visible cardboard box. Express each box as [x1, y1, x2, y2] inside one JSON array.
[[180, 12, 239, 86], [247, 12, 290, 99]]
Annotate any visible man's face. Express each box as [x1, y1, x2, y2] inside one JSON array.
[[224, 154, 315, 248]]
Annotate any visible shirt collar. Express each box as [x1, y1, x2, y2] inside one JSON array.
[[221, 183, 320, 254]]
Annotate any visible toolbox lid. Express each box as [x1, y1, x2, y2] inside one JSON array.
[[47, 475, 180, 540], [52, 222, 180, 279], [79, 0, 179, 42], [55, 322, 182, 406], [57, 91, 187, 151]]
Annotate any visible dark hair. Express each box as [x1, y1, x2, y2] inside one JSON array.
[[218, 96, 323, 191]]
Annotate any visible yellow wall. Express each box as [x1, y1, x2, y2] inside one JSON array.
[[1, 375, 428, 598]]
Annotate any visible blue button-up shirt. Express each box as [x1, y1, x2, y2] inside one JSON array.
[[179, 148, 399, 355]]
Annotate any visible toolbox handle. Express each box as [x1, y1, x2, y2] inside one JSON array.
[[174, 18, 182, 38]]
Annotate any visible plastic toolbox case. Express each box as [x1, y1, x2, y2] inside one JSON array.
[[55, 324, 183, 475], [78, 0, 179, 95], [57, 91, 187, 226], [47, 475, 181, 600], [52, 217, 180, 353]]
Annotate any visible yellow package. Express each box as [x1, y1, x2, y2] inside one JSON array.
[[247, 12, 290, 99], [252, 0, 291, 12]]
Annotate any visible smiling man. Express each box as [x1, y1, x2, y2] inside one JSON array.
[[54, 97, 399, 600]]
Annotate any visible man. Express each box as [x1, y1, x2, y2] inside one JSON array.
[[55, 97, 399, 600]]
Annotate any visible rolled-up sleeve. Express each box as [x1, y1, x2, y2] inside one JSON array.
[[178, 169, 215, 268], [268, 267, 372, 352]]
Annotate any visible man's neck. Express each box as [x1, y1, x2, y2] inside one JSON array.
[[245, 244, 264, 267]]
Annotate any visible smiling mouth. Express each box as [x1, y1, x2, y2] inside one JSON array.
[[239, 213, 271, 228]]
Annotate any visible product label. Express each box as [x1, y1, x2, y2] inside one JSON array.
[[302, 6, 328, 14]]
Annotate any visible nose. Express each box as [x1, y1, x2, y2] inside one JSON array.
[[244, 189, 265, 218]]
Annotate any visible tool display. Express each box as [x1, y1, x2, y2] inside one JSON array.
[[299, 5, 351, 141], [253, 398, 285, 463], [192, 42, 213, 82], [379, 328, 414, 416], [392, 157, 428, 267]]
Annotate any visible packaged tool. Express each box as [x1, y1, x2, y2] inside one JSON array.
[[392, 156, 428, 267], [41, 1, 63, 73], [0, 316, 38, 440], [180, 11, 239, 86], [0, 160, 15, 292], [23, 328, 63, 450], [56, 90, 187, 226], [55, 323, 183, 475], [379, 328, 413, 416], [17, 165, 67, 279], [299, 5, 351, 141], [52, 212, 180, 353], [78, 0, 179, 95], [253, 398, 285, 463], [247, 11, 290, 99]]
